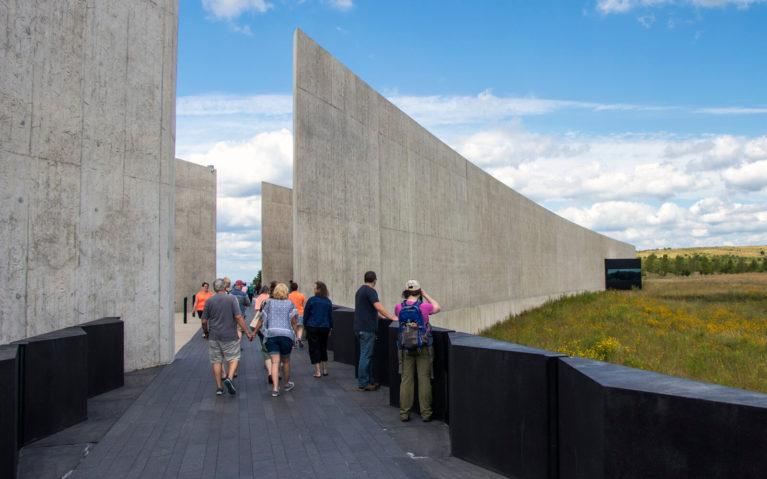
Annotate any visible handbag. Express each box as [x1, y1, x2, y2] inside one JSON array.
[[250, 310, 261, 329]]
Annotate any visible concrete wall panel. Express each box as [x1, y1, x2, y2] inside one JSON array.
[[262, 182, 294, 285], [292, 30, 635, 331], [0, 0, 178, 370], [174, 159, 216, 313]]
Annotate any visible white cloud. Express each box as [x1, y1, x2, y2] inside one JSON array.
[[177, 94, 291, 117], [185, 129, 293, 199], [558, 198, 767, 250], [596, 0, 765, 14], [388, 90, 667, 127], [325, 0, 354, 11], [202, 0, 273, 20], [722, 160, 767, 191]]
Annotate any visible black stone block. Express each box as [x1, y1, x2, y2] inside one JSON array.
[[448, 332, 564, 479], [559, 356, 767, 479], [372, 318, 392, 387], [330, 306, 356, 366], [14, 327, 88, 446], [0, 345, 19, 479], [605, 258, 642, 290], [80, 317, 124, 398], [388, 324, 453, 422]]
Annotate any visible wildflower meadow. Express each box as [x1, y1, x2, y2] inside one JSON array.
[[481, 273, 767, 393]]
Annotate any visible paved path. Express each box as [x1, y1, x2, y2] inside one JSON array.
[[59, 308, 503, 479]]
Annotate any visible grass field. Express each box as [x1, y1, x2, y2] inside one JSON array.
[[480, 273, 767, 393]]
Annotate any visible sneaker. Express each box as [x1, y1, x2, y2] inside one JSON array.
[[271, 389, 280, 397], [422, 416, 433, 423], [357, 386, 367, 392], [284, 381, 295, 392], [223, 377, 236, 395], [400, 414, 410, 422], [216, 388, 224, 396], [298, 340, 304, 349]]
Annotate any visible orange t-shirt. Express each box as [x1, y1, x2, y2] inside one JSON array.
[[288, 291, 306, 314], [196, 291, 213, 311]]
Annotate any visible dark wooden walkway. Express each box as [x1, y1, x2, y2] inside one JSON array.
[[58, 308, 503, 479]]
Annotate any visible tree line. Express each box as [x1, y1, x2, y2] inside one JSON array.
[[642, 253, 767, 276]]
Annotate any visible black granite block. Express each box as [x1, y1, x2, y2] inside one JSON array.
[[0, 345, 19, 479], [448, 332, 564, 479], [330, 306, 356, 366], [559, 356, 767, 479], [605, 258, 642, 290], [80, 317, 124, 398], [388, 324, 453, 422], [14, 327, 88, 446], [372, 318, 392, 387]]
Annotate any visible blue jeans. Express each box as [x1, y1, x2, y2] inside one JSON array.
[[356, 331, 376, 388]]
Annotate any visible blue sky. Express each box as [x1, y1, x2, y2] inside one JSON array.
[[176, 0, 767, 281]]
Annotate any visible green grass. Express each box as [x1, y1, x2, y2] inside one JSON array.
[[480, 273, 767, 393]]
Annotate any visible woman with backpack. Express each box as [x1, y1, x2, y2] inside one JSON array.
[[395, 280, 440, 422]]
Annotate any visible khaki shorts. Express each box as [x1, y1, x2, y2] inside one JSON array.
[[208, 339, 241, 363]]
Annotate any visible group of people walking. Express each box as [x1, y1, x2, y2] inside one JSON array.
[[196, 270, 439, 423]]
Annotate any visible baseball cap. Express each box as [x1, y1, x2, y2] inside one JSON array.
[[406, 279, 420, 290], [234, 280, 244, 286]]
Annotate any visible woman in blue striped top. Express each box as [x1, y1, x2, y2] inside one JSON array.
[[253, 283, 298, 397]]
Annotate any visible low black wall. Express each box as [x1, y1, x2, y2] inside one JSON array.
[[558, 356, 767, 479], [331, 306, 392, 387], [448, 333, 564, 479], [81, 317, 124, 398], [330, 306, 356, 366], [14, 327, 88, 446], [387, 324, 453, 422], [0, 345, 19, 479]]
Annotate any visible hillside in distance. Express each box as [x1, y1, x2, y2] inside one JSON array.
[[637, 245, 767, 259]]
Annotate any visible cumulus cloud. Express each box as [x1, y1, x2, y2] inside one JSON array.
[[185, 129, 293, 199], [202, 0, 272, 20], [722, 160, 767, 191], [557, 198, 767, 250], [596, 0, 765, 14]]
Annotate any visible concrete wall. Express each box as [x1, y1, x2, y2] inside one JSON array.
[[174, 159, 216, 312], [292, 29, 636, 333], [261, 182, 294, 286], [0, 0, 178, 370]]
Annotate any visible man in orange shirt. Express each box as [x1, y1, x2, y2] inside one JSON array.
[[288, 282, 307, 348]]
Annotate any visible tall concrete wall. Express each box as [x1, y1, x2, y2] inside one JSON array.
[[292, 30, 636, 333], [0, 0, 178, 370], [261, 182, 294, 286], [174, 159, 216, 313]]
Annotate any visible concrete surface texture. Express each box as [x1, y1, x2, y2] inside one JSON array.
[[173, 159, 216, 313], [0, 0, 178, 370], [292, 29, 636, 333], [261, 181, 294, 286]]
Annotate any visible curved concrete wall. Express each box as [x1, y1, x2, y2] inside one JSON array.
[[292, 30, 635, 333], [0, 0, 178, 370]]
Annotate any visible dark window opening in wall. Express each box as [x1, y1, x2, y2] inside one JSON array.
[[605, 259, 642, 290]]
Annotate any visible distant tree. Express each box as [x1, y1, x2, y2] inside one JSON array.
[[659, 254, 670, 276], [699, 255, 712, 275], [253, 270, 262, 287], [643, 254, 658, 274]]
